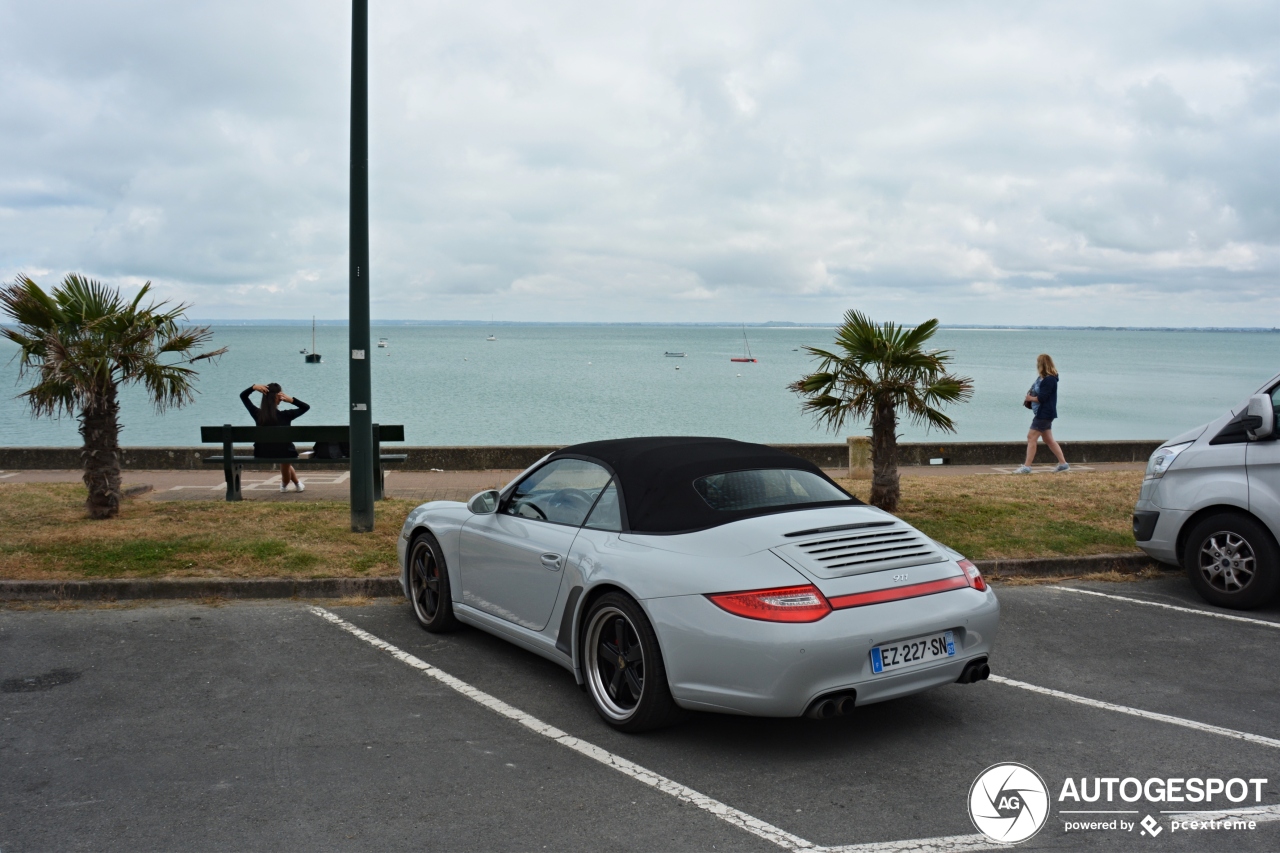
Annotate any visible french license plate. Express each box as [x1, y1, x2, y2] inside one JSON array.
[[871, 631, 955, 674]]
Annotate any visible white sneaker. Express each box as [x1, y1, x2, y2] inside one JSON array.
[[1013, 465, 1032, 474], [295, 482, 305, 492], [1054, 463, 1070, 473], [280, 484, 289, 492]]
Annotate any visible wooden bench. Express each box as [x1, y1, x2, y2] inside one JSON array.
[[201, 424, 406, 501]]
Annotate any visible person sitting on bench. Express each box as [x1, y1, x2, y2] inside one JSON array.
[[240, 382, 311, 492]]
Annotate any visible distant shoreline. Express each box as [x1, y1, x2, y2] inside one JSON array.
[[170, 320, 1280, 333]]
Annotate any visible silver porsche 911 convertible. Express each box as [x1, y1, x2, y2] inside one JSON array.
[[397, 437, 999, 732]]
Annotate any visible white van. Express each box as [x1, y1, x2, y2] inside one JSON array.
[[1134, 371, 1280, 610]]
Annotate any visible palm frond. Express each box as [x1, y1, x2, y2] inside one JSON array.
[[791, 309, 973, 438], [0, 273, 225, 422]]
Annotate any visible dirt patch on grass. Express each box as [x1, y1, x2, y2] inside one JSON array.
[[0, 483, 411, 581], [837, 469, 1144, 560]]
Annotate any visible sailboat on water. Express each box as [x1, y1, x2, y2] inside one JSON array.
[[303, 317, 322, 363], [730, 325, 757, 363]]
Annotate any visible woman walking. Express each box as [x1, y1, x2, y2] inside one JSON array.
[[1015, 354, 1069, 474], [241, 382, 311, 492]]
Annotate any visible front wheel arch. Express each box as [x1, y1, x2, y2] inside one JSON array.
[[1175, 505, 1271, 564], [1181, 511, 1280, 609], [406, 530, 460, 632]]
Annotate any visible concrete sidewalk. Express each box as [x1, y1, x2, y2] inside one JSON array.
[[1, 461, 1145, 503]]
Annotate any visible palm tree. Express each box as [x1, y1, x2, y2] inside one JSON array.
[[790, 310, 973, 512], [1, 274, 226, 519]]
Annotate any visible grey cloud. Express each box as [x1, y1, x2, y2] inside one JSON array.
[[1, 0, 1277, 326]]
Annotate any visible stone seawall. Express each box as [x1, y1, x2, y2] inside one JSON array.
[[0, 440, 1162, 471]]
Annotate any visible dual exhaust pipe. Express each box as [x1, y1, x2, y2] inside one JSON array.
[[956, 657, 990, 684], [805, 691, 857, 720], [805, 657, 991, 720]]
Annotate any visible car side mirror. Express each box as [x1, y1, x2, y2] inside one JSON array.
[[1244, 394, 1275, 441], [467, 489, 500, 514]]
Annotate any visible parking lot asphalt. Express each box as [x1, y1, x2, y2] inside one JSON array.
[[2, 576, 1279, 852]]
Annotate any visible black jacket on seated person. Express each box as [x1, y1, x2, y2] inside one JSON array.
[[240, 387, 310, 458]]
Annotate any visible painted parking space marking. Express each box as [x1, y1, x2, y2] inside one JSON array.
[[990, 676, 1280, 749], [1054, 586, 1280, 629], [310, 605, 1012, 853], [1163, 803, 1280, 822], [164, 470, 353, 491], [822, 834, 997, 852], [308, 606, 815, 851]]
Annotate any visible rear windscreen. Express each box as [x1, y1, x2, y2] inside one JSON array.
[[693, 469, 853, 512]]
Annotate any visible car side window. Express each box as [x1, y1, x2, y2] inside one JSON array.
[[583, 480, 622, 532], [502, 459, 612, 526]]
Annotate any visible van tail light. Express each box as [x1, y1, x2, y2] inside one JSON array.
[[707, 584, 832, 623], [959, 559, 986, 591]]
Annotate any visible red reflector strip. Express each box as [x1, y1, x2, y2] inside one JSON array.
[[828, 575, 969, 610]]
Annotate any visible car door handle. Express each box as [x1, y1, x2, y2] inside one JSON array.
[[540, 553, 563, 571]]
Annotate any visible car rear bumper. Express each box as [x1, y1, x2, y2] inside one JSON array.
[[643, 586, 1000, 717]]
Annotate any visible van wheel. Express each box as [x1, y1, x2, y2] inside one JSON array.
[[1184, 513, 1280, 610]]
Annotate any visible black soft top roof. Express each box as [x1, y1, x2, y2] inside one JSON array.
[[549, 436, 860, 534]]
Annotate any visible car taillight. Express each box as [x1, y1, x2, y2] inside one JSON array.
[[958, 558, 986, 591], [707, 584, 832, 623]]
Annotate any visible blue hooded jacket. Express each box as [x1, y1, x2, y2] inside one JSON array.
[[1034, 374, 1059, 420]]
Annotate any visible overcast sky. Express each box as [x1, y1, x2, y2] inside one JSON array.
[[1, 1, 1277, 325]]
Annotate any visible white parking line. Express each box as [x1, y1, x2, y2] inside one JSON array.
[[308, 606, 813, 850], [309, 605, 1004, 853], [1162, 803, 1280, 823], [990, 676, 1280, 749], [822, 835, 997, 852], [1054, 586, 1280, 629]]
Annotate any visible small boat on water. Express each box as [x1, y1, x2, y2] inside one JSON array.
[[730, 325, 757, 363], [303, 317, 322, 363], [486, 334, 497, 342], [664, 351, 686, 357], [377, 337, 388, 348]]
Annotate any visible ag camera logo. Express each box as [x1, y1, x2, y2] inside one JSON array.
[[969, 763, 1050, 843]]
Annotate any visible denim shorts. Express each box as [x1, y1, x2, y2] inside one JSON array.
[[1030, 417, 1055, 432]]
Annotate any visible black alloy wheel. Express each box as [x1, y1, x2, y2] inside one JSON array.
[[408, 532, 459, 632], [1184, 513, 1280, 610], [581, 593, 682, 732]]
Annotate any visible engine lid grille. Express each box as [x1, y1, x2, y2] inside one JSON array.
[[772, 524, 945, 578]]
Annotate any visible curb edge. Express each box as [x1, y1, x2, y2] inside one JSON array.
[[1, 554, 1165, 601]]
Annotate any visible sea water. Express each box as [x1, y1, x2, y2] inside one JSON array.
[[1, 326, 1276, 448]]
